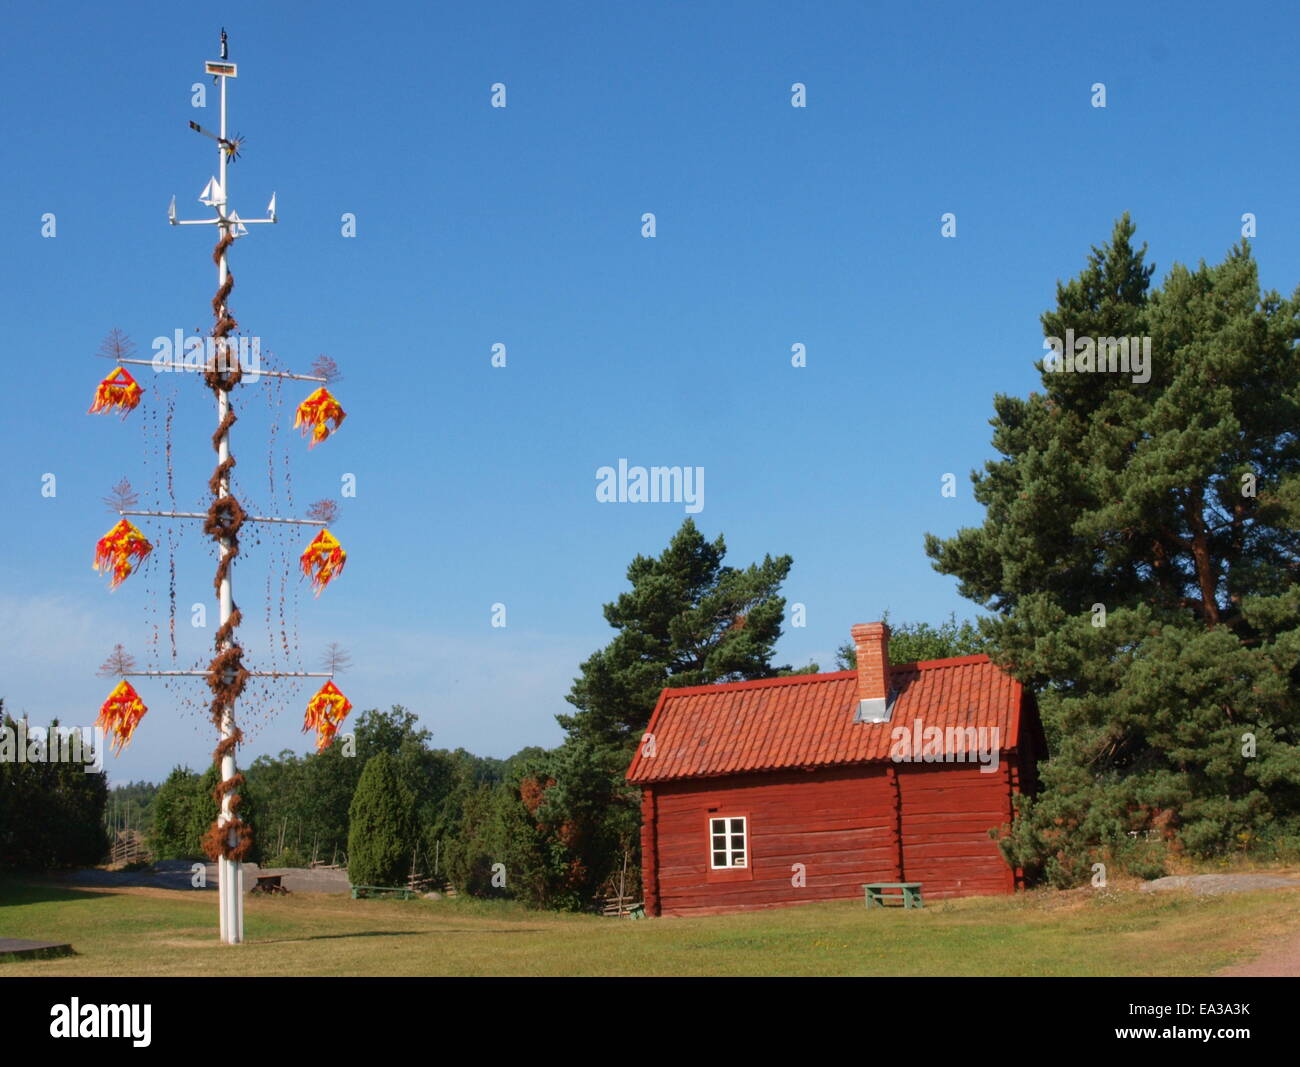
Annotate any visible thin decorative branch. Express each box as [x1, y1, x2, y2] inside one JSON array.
[[306, 499, 339, 524], [97, 644, 137, 678], [97, 328, 136, 362], [103, 477, 140, 513], [310, 355, 342, 383], [319, 642, 353, 675]]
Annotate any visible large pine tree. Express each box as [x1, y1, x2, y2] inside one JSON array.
[[559, 517, 801, 748], [926, 216, 1300, 884]]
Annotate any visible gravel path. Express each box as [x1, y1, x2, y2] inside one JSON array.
[[1139, 873, 1300, 895], [57, 861, 352, 894]]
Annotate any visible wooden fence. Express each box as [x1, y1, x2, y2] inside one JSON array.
[[109, 829, 151, 866]]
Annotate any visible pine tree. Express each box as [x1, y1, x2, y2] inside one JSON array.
[[347, 752, 415, 886], [926, 217, 1300, 883], [559, 517, 800, 747]]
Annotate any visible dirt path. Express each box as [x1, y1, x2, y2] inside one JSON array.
[[1138, 873, 1300, 977], [1218, 929, 1300, 977]]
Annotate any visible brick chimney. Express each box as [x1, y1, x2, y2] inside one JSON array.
[[850, 621, 892, 723]]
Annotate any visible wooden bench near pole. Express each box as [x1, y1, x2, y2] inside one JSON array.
[[862, 882, 923, 909]]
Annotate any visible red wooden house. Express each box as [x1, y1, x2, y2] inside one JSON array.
[[626, 622, 1046, 916]]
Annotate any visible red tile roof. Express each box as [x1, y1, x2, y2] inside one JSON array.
[[625, 655, 1025, 784]]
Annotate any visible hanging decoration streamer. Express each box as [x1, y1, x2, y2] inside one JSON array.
[[299, 528, 346, 595], [96, 679, 148, 754], [293, 387, 346, 448], [94, 519, 153, 589], [88, 367, 144, 417], [302, 679, 353, 752]]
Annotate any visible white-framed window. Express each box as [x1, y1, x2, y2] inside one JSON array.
[[709, 816, 747, 869]]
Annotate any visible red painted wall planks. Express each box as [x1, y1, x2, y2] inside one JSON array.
[[648, 761, 1020, 916], [641, 788, 660, 915], [896, 763, 1013, 899], [635, 658, 1045, 915]]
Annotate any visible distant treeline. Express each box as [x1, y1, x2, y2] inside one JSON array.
[[143, 706, 607, 905], [105, 779, 158, 836]]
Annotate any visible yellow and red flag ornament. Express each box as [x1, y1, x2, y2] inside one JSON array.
[[94, 519, 153, 589], [88, 367, 144, 417], [96, 679, 148, 755], [299, 528, 346, 595], [294, 387, 346, 448], [303, 680, 353, 752]]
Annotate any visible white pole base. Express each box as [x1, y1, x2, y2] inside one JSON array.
[[218, 856, 244, 944]]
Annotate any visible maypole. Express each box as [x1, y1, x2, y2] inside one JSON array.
[[208, 26, 249, 947], [88, 29, 353, 945]]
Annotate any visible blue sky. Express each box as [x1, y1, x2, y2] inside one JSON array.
[[2, 1, 1297, 784]]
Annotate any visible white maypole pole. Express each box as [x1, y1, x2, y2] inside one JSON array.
[[212, 27, 241, 947], [211, 26, 244, 947], [171, 28, 278, 945], [214, 29, 243, 951]]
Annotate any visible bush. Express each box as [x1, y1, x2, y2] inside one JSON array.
[[1252, 830, 1300, 864], [1111, 836, 1168, 881]]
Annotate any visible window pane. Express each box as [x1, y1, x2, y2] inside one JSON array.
[[732, 853, 746, 867], [730, 818, 745, 834], [710, 818, 725, 834], [712, 835, 727, 850], [712, 852, 727, 868]]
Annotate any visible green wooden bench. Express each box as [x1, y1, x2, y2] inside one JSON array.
[[350, 884, 417, 900], [628, 903, 646, 919], [863, 882, 923, 909]]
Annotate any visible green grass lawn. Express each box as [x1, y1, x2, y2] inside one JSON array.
[[1, 878, 1297, 976]]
